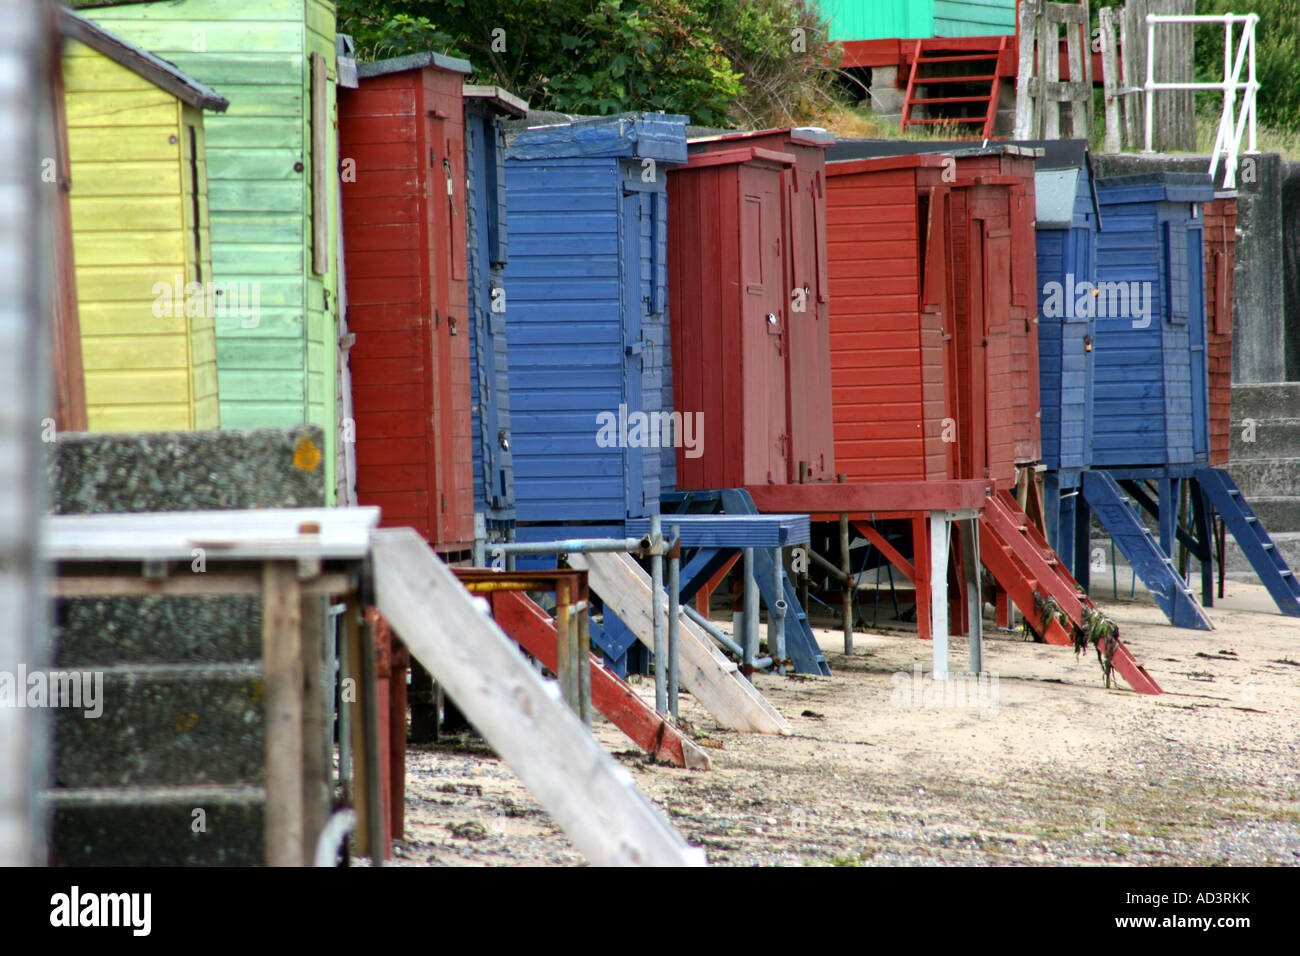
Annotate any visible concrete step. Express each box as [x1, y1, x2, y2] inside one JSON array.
[[1222, 531, 1300, 577], [54, 595, 261, 666], [1229, 417, 1300, 460], [53, 665, 264, 789], [48, 786, 264, 866], [1230, 383, 1300, 422], [1225, 458, 1300, 498], [46, 427, 327, 867]]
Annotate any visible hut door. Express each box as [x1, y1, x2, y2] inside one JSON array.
[[739, 165, 788, 483], [954, 216, 989, 480], [786, 164, 828, 481], [1073, 227, 1097, 465], [983, 223, 1014, 481], [1187, 226, 1209, 461]]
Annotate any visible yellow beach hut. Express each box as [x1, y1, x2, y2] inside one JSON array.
[[60, 8, 228, 431]]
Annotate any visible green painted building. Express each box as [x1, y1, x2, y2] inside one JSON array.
[[84, 0, 341, 499], [815, 0, 1017, 41]]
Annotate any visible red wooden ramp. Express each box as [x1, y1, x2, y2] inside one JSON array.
[[488, 590, 712, 770], [979, 490, 1162, 695]]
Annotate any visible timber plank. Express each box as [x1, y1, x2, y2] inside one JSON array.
[[371, 529, 702, 866], [567, 551, 793, 735]]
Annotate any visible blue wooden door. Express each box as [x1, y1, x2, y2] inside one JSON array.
[[1072, 224, 1096, 469], [1186, 222, 1209, 462]]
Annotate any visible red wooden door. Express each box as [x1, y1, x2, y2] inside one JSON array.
[[786, 163, 833, 481], [740, 165, 788, 483], [983, 221, 1014, 484]]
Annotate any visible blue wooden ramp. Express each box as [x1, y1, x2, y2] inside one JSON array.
[[1081, 470, 1214, 630], [1195, 467, 1300, 617]]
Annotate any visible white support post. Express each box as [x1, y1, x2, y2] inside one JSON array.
[[1247, 18, 1257, 154], [929, 512, 950, 681]]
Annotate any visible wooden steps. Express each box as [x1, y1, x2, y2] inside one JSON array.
[[901, 37, 1007, 138]]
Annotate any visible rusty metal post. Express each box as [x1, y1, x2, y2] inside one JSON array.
[[556, 578, 574, 713], [838, 473, 853, 655], [367, 609, 392, 860], [576, 583, 592, 726], [354, 603, 384, 865], [667, 524, 680, 719], [389, 638, 409, 842]]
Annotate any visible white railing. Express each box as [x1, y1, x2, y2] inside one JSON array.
[[1144, 12, 1260, 189]]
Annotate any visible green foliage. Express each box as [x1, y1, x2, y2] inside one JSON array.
[[1192, 0, 1300, 133], [337, 0, 841, 127]]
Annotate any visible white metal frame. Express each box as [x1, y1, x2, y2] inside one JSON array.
[[1144, 12, 1260, 189]]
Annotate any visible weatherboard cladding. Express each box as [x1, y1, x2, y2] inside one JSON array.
[[823, 143, 1042, 485], [825, 156, 953, 483], [85, 0, 342, 502], [59, 8, 229, 113], [1203, 196, 1236, 466], [339, 56, 474, 548], [810, 0, 1015, 41], [1034, 160, 1098, 472], [465, 92, 518, 526], [1092, 173, 1214, 468], [504, 114, 687, 524]]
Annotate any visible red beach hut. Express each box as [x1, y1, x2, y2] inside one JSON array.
[[340, 52, 474, 550], [670, 128, 836, 488]]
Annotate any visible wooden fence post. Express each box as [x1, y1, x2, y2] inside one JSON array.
[[1100, 6, 1122, 152]]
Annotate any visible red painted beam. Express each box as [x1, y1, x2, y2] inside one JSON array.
[[488, 591, 712, 770], [746, 479, 993, 514], [695, 552, 739, 618], [851, 520, 915, 582]]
